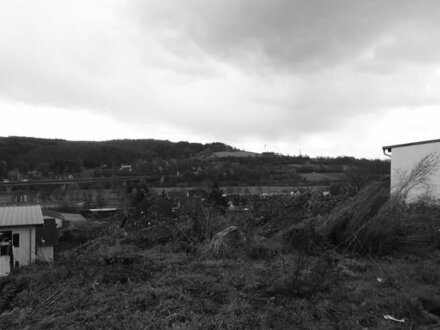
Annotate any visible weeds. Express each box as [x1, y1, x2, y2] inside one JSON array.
[[324, 175, 440, 255], [2, 180, 440, 329]]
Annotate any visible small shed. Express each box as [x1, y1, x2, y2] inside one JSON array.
[[0, 205, 47, 276], [383, 138, 440, 202]]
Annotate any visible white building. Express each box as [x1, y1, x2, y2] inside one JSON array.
[[383, 139, 440, 203], [0, 205, 54, 276], [119, 164, 132, 172]]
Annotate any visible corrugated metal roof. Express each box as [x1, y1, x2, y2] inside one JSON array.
[[0, 205, 44, 227], [382, 138, 440, 151]]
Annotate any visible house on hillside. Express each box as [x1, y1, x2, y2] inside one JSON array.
[[383, 138, 440, 202], [119, 164, 132, 172], [0, 205, 55, 276]]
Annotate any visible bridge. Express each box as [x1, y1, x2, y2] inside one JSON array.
[[0, 175, 161, 189]]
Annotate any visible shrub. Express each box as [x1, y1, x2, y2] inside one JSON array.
[[271, 254, 335, 298], [0, 277, 29, 313], [209, 226, 247, 259], [246, 242, 274, 260], [282, 219, 321, 254]]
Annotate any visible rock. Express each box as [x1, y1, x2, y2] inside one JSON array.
[[209, 226, 247, 258]]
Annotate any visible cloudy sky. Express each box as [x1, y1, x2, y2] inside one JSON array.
[[1, 0, 440, 158]]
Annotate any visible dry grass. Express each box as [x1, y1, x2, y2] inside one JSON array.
[[325, 179, 397, 253], [1, 222, 440, 329], [3, 240, 440, 329], [2, 183, 440, 329], [325, 175, 440, 255]]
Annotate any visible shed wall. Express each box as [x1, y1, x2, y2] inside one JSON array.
[[36, 246, 54, 263], [11, 226, 36, 266], [391, 141, 440, 202]]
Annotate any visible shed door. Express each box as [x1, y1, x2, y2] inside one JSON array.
[[0, 255, 10, 276]]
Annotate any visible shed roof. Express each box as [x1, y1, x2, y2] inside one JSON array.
[[383, 138, 440, 152], [87, 208, 118, 212], [60, 213, 87, 222], [0, 205, 44, 227], [42, 209, 63, 220]]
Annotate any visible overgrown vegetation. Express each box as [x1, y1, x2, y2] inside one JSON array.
[[326, 154, 440, 255], [1, 157, 440, 328]]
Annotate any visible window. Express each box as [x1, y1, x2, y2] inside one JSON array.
[[0, 245, 8, 256], [12, 234, 19, 248]]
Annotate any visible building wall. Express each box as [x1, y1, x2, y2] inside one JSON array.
[[36, 246, 54, 263], [11, 226, 36, 266], [391, 142, 440, 202]]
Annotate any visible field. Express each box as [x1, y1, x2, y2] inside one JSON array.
[[1, 182, 440, 329]]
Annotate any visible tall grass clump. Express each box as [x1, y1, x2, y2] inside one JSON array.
[[326, 153, 440, 254], [325, 179, 401, 254]]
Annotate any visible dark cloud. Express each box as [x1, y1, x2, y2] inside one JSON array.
[[136, 0, 440, 73], [1, 1, 440, 157]]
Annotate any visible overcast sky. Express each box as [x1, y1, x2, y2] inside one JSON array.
[[1, 0, 439, 158]]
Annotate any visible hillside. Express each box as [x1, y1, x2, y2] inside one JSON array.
[[0, 136, 233, 176], [0, 136, 389, 190]]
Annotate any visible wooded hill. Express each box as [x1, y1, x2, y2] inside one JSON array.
[[0, 136, 233, 174], [0, 136, 389, 189]]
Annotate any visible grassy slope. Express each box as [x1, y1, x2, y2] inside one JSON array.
[[1, 225, 439, 330]]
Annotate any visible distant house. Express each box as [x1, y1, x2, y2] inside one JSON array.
[[120, 164, 132, 172], [383, 139, 440, 202], [42, 209, 65, 229], [42, 209, 90, 234], [0, 205, 55, 276], [27, 170, 42, 179]]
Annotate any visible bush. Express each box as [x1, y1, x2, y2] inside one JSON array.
[[282, 219, 321, 254], [271, 254, 335, 298], [209, 226, 247, 259], [246, 242, 275, 260], [0, 278, 28, 313]]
